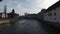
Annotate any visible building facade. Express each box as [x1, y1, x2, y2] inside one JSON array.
[[37, 9, 46, 20], [44, 1, 60, 23], [0, 5, 19, 19]]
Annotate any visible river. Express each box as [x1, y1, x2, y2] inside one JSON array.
[[0, 19, 60, 34]]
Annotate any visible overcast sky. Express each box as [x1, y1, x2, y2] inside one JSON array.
[[0, 0, 59, 15]]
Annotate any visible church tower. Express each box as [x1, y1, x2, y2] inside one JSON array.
[[4, 5, 7, 17], [2, 5, 8, 18]]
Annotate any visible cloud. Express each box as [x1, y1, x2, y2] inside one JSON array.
[[0, 0, 59, 15], [40, 0, 59, 9]]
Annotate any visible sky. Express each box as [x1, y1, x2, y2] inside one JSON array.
[[0, 0, 59, 15]]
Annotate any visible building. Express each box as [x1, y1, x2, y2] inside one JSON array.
[[0, 13, 2, 18], [0, 5, 19, 19], [24, 13, 37, 19], [7, 9, 19, 18], [37, 9, 46, 20], [44, 1, 60, 23]]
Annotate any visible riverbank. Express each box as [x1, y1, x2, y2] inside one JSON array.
[[0, 18, 19, 25], [37, 19, 60, 29]]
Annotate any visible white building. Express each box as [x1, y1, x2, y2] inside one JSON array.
[[2, 5, 8, 18], [44, 1, 60, 23]]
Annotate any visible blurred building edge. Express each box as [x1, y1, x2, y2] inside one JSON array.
[[37, 9, 46, 20], [24, 13, 37, 19], [0, 5, 19, 19], [0, 0, 2, 2], [22, 9, 46, 20], [44, 1, 60, 23]]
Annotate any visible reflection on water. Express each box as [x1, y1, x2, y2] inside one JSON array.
[[0, 19, 60, 34]]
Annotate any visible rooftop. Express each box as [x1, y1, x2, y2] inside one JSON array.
[[44, 1, 60, 13]]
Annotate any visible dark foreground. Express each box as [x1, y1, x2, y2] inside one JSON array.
[[0, 19, 60, 34]]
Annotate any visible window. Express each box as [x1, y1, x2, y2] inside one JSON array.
[[50, 18, 52, 20], [54, 8, 56, 10], [48, 13, 52, 16], [54, 12, 56, 16], [54, 18, 56, 20]]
